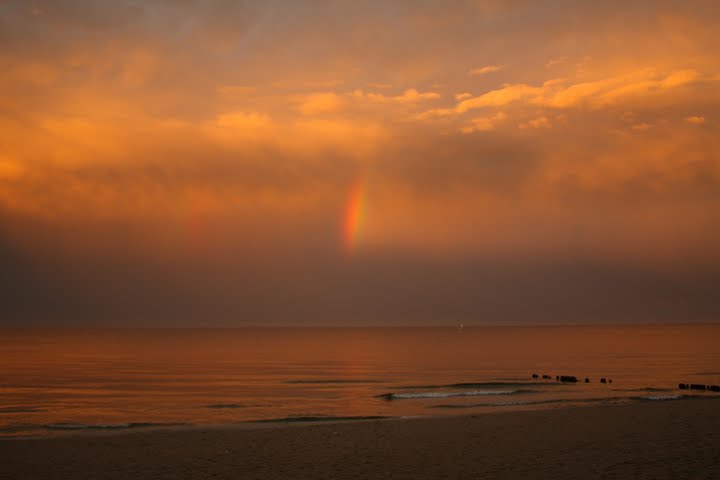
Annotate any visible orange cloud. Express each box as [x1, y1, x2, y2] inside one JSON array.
[[285, 119, 386, 156], [215, 111, 272, 129], [416, 69, 711, 126], [296, 92, 346, 115], [208, 111, 386, 159], [456, 83, 544, 112], [685, 115, 705, 125], [545, 57, 568, 68], [366, 82, 393, 89], [353, 88, 441, 104], [468, 65, 504, 76], [540, 69, 702, 108], [459, 112, 508, 133], [518, 116, 550, 129], [631, 122, 653, 131]]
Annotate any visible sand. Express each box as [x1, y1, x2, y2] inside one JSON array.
[[1, 399, 719, 479]]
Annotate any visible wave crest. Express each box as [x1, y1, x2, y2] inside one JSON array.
[[379, 389, 534, 400]]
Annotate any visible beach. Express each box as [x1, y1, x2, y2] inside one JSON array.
[[2, 399, 718, 479]]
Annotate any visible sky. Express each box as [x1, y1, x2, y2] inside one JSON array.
[[1, 0, 719, 326]]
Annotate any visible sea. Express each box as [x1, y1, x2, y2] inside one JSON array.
[[1, 324, 719, 437]]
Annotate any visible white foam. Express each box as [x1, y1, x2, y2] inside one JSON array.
[[641, 394, 682, 401], [389, 390, 517, 399]]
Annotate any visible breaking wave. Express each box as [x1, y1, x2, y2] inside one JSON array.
[[378, 389, 537, 400], [395, 381, 556, 390], [430, 396, 632, 409], [636, 394, 683, 401], [613, 387, 674, 393], [251, 415, 391, 423], [286, 379, 386, 384], [204, 403, 269, 409]]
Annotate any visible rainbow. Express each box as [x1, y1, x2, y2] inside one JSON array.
[[342, 170, 368, 252]]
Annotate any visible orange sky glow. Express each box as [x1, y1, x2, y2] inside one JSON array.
[[1, 1, 719, 325]]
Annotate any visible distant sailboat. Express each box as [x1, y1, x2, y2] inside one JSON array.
[[457, 323, 464, 334]]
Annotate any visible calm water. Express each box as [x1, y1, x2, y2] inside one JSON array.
[[1, 325, 719, 437]]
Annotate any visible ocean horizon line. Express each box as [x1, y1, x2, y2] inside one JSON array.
[[1, 321, 718, 330]]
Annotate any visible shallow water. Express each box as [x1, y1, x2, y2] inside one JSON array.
[[1, 325, 719, 436]]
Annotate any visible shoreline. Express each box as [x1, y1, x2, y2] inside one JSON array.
[[2, 398, 719, 479], [2, 394, 719, 441]]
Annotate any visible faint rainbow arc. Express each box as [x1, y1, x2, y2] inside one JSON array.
[[342, 170, 369, 253]]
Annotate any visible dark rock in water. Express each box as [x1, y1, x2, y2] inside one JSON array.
[[690, 384, 707, 391], [556, 376, 560, 381], [679, 383, 689, 390], [709, 385, 720, 392], [559, 376, 578, 383], [609, 379, 612, 383], [532, 374, 539, 379], [542, 375, 552, 380], [600, 378, 607, 384], [584, 378, 590, 383]]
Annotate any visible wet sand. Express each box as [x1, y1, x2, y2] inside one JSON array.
[[2, 399, 719, 479]]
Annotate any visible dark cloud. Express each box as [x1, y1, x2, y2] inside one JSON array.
[[3, 204, 719, 326]]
